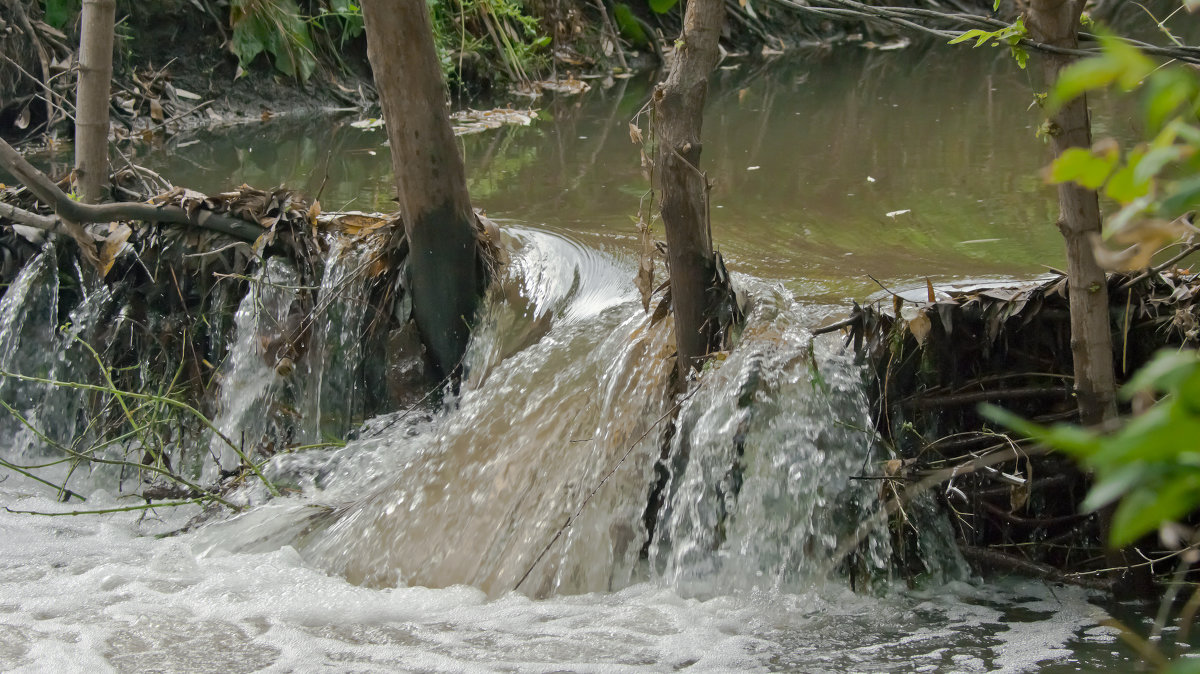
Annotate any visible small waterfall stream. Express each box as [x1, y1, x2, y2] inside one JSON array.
[[195, 227, 902, 600]]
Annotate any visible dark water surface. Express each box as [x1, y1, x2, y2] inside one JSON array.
[[125, 46, 1137, 302]]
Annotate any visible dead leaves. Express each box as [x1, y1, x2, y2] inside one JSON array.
[[98, 223, 132, 278]]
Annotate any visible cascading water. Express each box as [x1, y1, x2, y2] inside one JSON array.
[[649, 287, 893, 592], [0, 226, 1126, 671], [205, 256, 304, 483], [198, 227, 905, 600], [205, 234, 382, 484]]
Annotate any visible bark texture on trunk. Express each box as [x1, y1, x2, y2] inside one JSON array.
[[653, 0, 726, 376], [1027, 0, 1116, 427], [361, 1, 482, 378], [1028, 0, 1151, 598], [74, 0, 115, 204]]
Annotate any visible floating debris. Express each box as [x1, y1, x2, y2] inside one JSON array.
[[350, 108, 539, 136], [449, 108, 539, 135]]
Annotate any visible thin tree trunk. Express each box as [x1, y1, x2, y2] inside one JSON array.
[[74, 0, 115, 204], [360, 1, 483, 378], [1026, 0, 1116, 427], [1028, 0, 1150, 598], [653, 0, 726, 376]]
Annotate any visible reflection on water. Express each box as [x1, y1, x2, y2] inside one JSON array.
[[129, 46, 1133, 302]]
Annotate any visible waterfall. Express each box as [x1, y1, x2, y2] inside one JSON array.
[[200, 229, 900, 598]]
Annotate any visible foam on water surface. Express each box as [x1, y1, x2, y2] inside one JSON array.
[[0, 488, 1123, 672], [0, 228, 1132, 672]]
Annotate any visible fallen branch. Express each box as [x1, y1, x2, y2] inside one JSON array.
[[0, 137, 265, 243], [959, 544, 1114, 591]]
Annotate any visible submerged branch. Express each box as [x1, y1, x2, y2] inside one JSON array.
[[959, 544, 1114, 591], [5, 498, 209, 517]]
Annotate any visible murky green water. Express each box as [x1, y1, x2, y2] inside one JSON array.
[[122, 46, 1136, 302]]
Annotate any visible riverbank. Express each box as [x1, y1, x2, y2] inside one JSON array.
[[6, 0, 1184, 147]]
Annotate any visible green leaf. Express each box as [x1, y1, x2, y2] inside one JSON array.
[[1080, 463, 1149, 512], [647, 0, 678, 14], [1048, 147, 1118, 190], [1010, 45, 1029, 70], [1121, 349, 1200, 398], [1099, 32, 1157, 90], [948, 29, 992, 46], [979, 404, 1100, 456], [1160, 174, 1200, 216], [1093, 404, 1200, 466], [1103, 196, 1154, 238], [1051, 57, 1123, 109], [1110, 473, 1200, 546], [1104, 161, 1150, 204], [40, 0, 80, 29], [1143, 69, 1199, 134], [614, 3, 649, 46], [1133, 144, 1185, 184]]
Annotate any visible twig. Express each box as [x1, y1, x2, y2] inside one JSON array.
[[959, 544, 1114, 590], [0, 368, 276, 497], [0, 397, 236, 509], [1116, 241, 1200, 291], [5, 498, 208, 517], [812, 313, 860, 336], [0, 457, 83, 502]]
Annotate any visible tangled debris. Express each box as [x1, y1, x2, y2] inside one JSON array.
[[823, 267, 1200, 589]]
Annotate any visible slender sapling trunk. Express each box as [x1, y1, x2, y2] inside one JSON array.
[[74, 0, 116, 204]]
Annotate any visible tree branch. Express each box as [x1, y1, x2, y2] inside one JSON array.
[[0, 137, 265, 242]]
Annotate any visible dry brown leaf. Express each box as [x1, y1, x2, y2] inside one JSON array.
[[99, 224, 132, 278], [907, 308, 932, 346], [149, 99, 164, 122], [629, 122, 643, 145]]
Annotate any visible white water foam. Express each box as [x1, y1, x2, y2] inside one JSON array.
[[0, 486, 1121, 672]]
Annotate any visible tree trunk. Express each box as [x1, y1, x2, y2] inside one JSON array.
[[653, 0, 726, 377], [360, 1, 483, 378], [1028, 0, 1151, 598], [74, 0, 115, 204], [1026, 0, 1116, 427]]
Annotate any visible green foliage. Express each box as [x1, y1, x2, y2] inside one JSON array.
[[613, 3, 650, 47], [427, 0, 548, 84], [1046, 32, 1200, 242], [947, 18, 1029, 69], [983, 350, 1200, 547], [40, 0, 80, 30], [230, 0, 318, 81], [647, 0, 679, 14]]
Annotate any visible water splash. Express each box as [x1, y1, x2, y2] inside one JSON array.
[[201, 230, 905, 600], [648, 281, 891, 593], [206, 257, 302, 483]]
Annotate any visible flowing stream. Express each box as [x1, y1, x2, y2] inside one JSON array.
[[0, 48, 1156, 671]]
